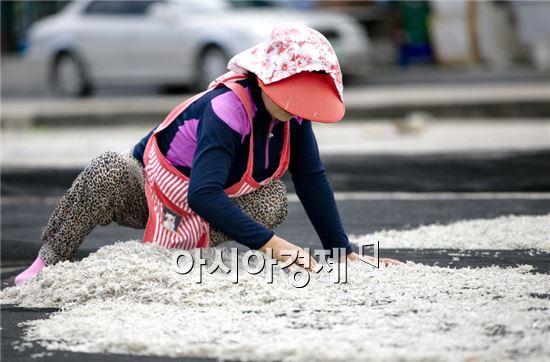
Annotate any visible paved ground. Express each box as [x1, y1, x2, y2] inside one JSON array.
[[2, 126, 550, 266], [3, 83, 550, 129], [3, 186, 550, 360], [3, 56, 550, 129], [2, 120, 550, 168], [3, 54, 550, 99], [3, 193, 550, 269], [0, 304, 211, 362], [3, 204, 550, 361]]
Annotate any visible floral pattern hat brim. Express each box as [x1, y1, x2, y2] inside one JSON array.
[[227, 23, 344, 102]]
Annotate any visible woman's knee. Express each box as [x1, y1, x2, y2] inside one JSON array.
[[234, 180, 288, 229], [263, 180, 288, 227], [70, 151, 133, 223], [85, 151, 129, 186]]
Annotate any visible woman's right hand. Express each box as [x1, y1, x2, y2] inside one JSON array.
[[260, 234, 318, 271]]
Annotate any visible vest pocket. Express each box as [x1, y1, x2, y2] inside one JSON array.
[[151, 183, 191, 217]]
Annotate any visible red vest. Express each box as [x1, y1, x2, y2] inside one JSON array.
[[142, 73, 290, 249]]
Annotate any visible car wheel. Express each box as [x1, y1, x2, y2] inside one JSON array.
[[196, 46, 228, 91], [50, 52, 93, 97]]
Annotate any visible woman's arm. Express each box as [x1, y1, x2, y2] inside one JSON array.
[[288, 119, 353, 254], [187, 105, 274, 250], [288, 119, 402, 266]]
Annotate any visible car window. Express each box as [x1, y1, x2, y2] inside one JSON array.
[[84, 1, 157, 16], [228, 0, 279, 8], [173, 0, 228, 13], [173, 0, 279, 13]]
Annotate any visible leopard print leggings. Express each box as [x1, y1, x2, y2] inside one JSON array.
[[38, 150, 288, 265]]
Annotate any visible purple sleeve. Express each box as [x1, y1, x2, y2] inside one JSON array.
[[289, 119, 353, 254], [187, 103, 274, 250]]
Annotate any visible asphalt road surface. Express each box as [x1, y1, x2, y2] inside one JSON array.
[[2, 150, 550, 265], [2, 193, 550, 267]]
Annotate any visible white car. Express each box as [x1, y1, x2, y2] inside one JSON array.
[[25, 0, 370, 96]]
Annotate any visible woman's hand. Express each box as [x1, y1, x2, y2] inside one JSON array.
[[260, 235, 318, 271], [347, 251, 403, 266]]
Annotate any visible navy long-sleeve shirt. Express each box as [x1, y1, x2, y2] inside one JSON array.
[[133, 74, 353, 254]]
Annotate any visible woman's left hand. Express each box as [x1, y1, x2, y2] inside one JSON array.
[[346, 252, 403, 266]]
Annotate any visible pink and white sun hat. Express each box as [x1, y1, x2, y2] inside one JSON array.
[[227, 23, 345, 123]]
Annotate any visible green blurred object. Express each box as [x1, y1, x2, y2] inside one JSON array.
[[398, 1, 431, 46], [396, 1, 433, 66]]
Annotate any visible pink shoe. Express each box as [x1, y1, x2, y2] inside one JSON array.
[[14, 256, 47, 286]]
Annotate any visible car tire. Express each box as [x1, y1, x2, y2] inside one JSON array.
[[195, 46, 228, 91], [50, 52, 93, 97]]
